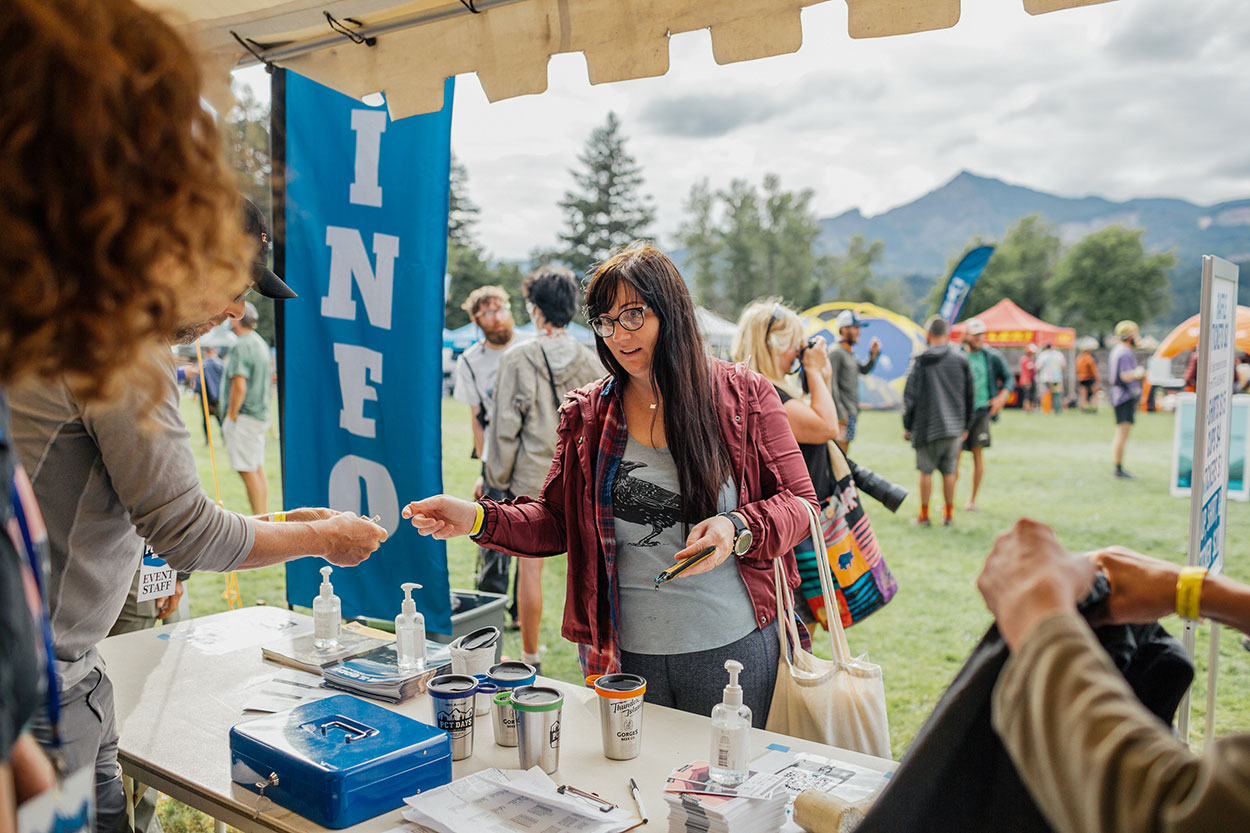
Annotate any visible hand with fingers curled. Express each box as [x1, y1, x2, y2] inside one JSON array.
[[402, 495, 479, 540], [976, 518, 1096, 649], [664, 514, 736, 580], [319, 512, 388, 565]]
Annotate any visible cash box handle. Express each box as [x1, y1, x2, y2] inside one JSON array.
[[318, 717, 379, 743]]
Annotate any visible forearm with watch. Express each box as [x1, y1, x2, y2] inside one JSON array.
[[719, 511, 752, 557]]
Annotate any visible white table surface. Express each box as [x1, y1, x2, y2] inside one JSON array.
[[98, 606, 894, 833]]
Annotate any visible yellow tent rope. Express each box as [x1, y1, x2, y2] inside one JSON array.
[[194, 341, 242, 610]]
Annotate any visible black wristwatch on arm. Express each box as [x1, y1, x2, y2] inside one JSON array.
[[719, 511, 753, 556]]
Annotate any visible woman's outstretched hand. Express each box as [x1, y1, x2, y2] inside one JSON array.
[[402, 495, 478, 540]]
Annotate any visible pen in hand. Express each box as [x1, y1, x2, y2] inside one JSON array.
[[654, 546, 718, 588]]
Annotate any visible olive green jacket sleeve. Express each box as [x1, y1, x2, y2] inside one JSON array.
[[992, 612, 1250, 833]]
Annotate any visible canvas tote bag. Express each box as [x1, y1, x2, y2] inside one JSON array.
[[765, 497, 891, 758]]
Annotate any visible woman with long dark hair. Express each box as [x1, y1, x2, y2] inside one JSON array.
[[405, 243, 817, 722]]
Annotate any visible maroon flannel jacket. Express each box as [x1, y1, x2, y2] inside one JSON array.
[[475, 358, 818, 663]]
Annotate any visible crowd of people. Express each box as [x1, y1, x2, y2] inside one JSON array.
[[4, 3, 1248, 833]]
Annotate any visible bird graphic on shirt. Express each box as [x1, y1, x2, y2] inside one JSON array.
[[612, 460, 681, 547]]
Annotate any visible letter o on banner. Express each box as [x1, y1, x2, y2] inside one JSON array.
[[328, 454, 399, 536]]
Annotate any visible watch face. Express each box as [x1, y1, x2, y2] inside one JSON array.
[[734, 529, 753, 555]]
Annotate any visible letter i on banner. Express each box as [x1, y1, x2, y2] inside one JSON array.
[[279, 71, 455, 634], [1178, 255, 1239, 743]]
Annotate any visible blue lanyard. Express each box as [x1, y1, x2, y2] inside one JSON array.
[[9, 471, 61, 745]]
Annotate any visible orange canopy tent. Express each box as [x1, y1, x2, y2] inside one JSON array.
[[950, 298, 1075, 348], [1152, 306, 1250, 359]]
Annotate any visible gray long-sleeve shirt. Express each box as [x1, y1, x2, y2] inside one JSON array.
[[828, 342, 878, 423], [9, 349, 253, 689]]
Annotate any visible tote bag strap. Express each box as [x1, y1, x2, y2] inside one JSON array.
[[774, 550, 805, 667], [797, 496, 854, 663]]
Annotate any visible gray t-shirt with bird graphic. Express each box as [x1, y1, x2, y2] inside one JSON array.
[[613, 435, 756, 654]]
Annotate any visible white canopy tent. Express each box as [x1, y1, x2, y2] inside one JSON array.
[[144, 0, 1116, 120]]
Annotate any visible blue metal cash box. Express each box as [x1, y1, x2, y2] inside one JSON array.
[[229, 694, 451, 828]]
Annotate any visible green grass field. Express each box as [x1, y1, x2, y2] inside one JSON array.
[[179, 393, 1250, 759]]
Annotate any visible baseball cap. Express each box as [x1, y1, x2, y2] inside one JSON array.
[[241, 301, 260, 327], [242, 199, 297, 299], [1026, 343, 1039, 354], [1115, 319, 1139, 338], [964, 318, 987, 336], [835, 310, 868, 330]]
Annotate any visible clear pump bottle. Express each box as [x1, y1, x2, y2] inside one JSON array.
[[313, 565, 341, 649], [395, 582, 426, 671], [709, 659, 752, 786]]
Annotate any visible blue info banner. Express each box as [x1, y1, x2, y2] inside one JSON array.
[[281, 72, 453, 632]]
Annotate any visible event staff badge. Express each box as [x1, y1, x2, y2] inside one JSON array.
[[136, 546, 176, 603], [17, 764, 92, 833]]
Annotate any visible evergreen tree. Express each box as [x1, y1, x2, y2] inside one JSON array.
[[443, 156, 523, 329], [815, 235, 905, 311], [718, 179, 766, 313], [221, 81, 275, 344], [676, 179, 723, 312], [556, 112, 656, 275], [761, 174, 819, 309]]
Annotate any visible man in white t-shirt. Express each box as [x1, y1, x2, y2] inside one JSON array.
[[452, 285, 525, 597]]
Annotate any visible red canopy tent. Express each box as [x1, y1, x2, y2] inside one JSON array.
[[950, 298, 1075, 348]]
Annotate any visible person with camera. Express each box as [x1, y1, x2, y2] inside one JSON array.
[[405, 243, 817, 724], [731, 301, 839, 625]]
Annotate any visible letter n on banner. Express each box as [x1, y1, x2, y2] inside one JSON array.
[[277, 71, 453, 634]]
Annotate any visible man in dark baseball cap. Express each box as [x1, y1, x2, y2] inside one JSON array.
[[242, 198, 297, 299]]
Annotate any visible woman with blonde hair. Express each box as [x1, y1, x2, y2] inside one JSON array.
[[732, 301, 840, 624]]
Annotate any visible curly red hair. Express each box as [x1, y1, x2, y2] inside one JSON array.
[[0, 0, 252, 400]]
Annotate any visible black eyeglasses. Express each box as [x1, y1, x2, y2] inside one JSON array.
[[588, 305, 649, 338], [764, 303, 786, 342]]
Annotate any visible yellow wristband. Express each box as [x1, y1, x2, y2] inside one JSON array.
[[470, 503, 485, 537], [1176, 566, 1207, 620], [273, 512, 287, 523]]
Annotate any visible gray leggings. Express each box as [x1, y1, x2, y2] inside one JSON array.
[[620, 620, 779, 728]]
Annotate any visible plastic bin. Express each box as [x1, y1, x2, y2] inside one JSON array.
[[428, 589, 508, 660]]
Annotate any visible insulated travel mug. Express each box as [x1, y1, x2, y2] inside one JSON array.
[[587, 673, 646, 760], [486, 661, 536, 747], [428, 674, 489, 761], [509, 685, 564, 774]]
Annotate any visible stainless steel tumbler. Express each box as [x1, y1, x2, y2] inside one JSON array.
[[486, 661, 536, 747], [509, 685, 564, 774], [587, 673, 646, 760], [427, 674, 480, 761]]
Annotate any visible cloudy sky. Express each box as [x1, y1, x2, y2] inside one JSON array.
[[237, 0, 1250, 263]]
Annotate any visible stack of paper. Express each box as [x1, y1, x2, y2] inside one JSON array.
[[664, 790, 787, 833], [320, 641, 452, 702], [662, 753, 892, 833], [402, 767, 637, 833]]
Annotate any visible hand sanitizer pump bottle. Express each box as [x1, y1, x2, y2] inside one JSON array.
[[708, 659, 752, 786], [395, 582, 426, 671], [313, 565, 341, 649]]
